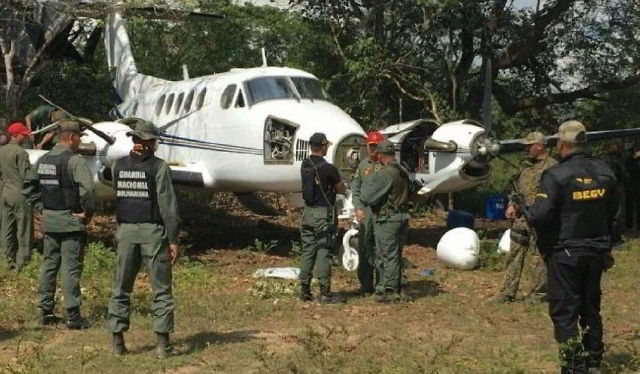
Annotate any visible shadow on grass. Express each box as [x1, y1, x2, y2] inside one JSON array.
[[179, 330, 262, 354], [603, 351, 640, 373], [407, 279, 445, 300], [0, 328, 19, 342]]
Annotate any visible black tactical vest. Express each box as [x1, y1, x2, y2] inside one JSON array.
[[114, 156, 162, 224], [37, 150, 81, 211]]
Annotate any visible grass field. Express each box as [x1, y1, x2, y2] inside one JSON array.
[[1, 201, 639, 374]]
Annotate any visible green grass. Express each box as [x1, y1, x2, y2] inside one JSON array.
[[1, 236, 639, 373]]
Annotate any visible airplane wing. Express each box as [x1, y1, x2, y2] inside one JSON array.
[[498, 127, 640, 154]]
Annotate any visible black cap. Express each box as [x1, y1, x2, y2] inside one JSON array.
[[309, 132, 330, 146]]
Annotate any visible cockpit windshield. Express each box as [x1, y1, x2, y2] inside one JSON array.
[[290, 77, 330, 101], [244, 76, 330, 105], [245, 77, 295, 105]]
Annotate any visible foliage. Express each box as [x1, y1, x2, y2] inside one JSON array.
[[292, 0, 640, 131], [476, 239, 505, 271]]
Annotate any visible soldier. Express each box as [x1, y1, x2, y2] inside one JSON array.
[[25, 105, 67, 149], [526, 120, 618, 374], [35, 120, 95, 329], [107, 119, 180, 357], [299, 132, 346, 303], [0, 121, 34, 270], [360, 139, 411, 303], [350, 131, 384, 295], [492, 131, 557, 304]]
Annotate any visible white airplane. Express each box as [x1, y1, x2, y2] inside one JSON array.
[[25, 11, 640, 220]]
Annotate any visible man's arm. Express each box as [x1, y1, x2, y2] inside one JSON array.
[[155, 162, 181, 245], [525, 171, 561, 227], [70, 155, 96, 219]]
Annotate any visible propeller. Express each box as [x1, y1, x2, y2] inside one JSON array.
[[498, 128, 640, 154]]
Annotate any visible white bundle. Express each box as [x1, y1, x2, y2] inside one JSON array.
[[436, 227, 480, 270], [497, 229, 511, 254]]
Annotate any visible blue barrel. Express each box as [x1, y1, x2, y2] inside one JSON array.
[[484, 194, 507, 220], [447, 210, 475, 230]]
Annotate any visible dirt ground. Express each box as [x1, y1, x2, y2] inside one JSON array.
[[1, 195, 639, 373]]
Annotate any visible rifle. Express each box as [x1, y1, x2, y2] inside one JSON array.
[[510, 177, 528, 217]]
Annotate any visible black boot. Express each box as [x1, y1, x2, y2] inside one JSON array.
[[299, 282, 313, 302], [112, 332, 128, 356], [39, 309, 62, 326], [155, 333, 173, 358], [318, 286, 345, 304], [66, 307, 88, 330]]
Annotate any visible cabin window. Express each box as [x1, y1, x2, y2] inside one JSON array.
[[184, 90, 195, 112], [245, 77, 294, 105], [175, 92, 185, 114], [196, 88, 207, 109], [220, 84, 237, 110], [291, 77, 330, 100], [165, 93, 175, 115], [155, 95, 166, 116], [235, 89, 246, 108]]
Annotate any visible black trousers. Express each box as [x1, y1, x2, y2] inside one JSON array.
[[546, 249, 606, 374]]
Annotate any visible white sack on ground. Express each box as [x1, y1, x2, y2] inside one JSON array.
[[498, 229, 511, 254], [253, 267, 300, 280], [436, 227, 480, 270]]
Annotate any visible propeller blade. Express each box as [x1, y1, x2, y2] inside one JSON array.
[[498, 127, 640, 154], [481, 57, 492, 133]]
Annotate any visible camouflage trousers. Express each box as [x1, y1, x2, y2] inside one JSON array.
[[500, 221, 547, 299]]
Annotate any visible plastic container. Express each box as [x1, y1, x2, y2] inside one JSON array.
[[447, 210, 475, 230], [484, 194, 507, 220]]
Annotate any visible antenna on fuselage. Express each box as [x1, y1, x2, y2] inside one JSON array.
[[182, 64, 190, 80], [261, 48, 268, 67]]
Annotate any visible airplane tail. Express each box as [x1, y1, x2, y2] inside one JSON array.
[[104, 12, 167, 102]]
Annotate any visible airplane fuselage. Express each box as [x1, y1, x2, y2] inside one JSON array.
[[103, 67, 365, 195]]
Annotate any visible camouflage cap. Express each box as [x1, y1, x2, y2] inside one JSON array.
[[377, 139, 396, 155], [522, 131, 545, 145], [126, 118, 160, 140], [57, 120, 82, 134], [557, 120, 587, 144]]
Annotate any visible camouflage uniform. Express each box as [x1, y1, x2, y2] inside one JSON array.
[[500, 154, 557, 299], [350, 157, 383, 293]]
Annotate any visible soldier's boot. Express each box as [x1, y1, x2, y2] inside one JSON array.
[[39, 310, 62, 326], [489, 294, 515, 304], [318, 286, 345, 304], [65, 307, 89, 330], [397, 288, 413, 302], [112, 332, 128, 356], [155, 333, 173, 358], [376, 290, 392, 303], [299, 282, 313, 302]]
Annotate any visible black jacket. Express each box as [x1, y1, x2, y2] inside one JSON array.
[[526, 151, 619, 254]]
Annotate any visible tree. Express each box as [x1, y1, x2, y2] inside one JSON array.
[[291, 0, 640, 130]]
